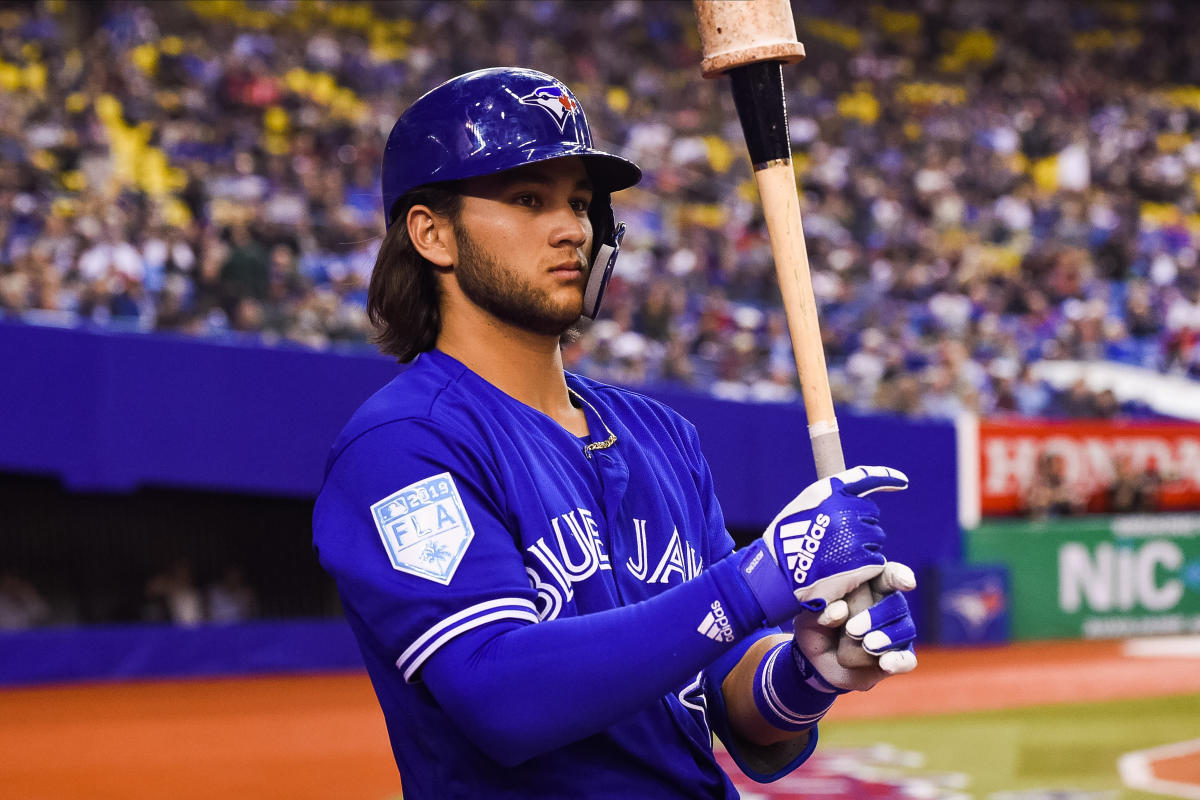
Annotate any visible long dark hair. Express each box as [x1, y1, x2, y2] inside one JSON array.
[[367, 185, 462, 362]]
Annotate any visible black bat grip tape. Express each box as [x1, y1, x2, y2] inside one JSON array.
[[729, 60, 792, 168]]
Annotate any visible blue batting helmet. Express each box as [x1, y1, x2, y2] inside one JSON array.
[[381, 67, 642, 318]]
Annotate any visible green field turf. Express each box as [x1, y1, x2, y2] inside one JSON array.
[[819, 693, 1200, 800]]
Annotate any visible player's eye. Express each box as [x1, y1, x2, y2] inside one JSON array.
[[569, 197, 591, 213], [513, 192, 540, 207]]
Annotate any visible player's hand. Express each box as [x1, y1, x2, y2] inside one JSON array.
[[793, 562, 918, 692], [737, 465, 908, 625]]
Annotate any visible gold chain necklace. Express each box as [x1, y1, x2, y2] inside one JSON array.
[[568, 388, 617, 458]]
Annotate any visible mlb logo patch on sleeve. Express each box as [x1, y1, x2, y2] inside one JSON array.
[[371, 473, 475, 585]]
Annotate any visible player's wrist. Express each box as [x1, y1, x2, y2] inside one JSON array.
[[704, 548, 783, 635], [735, 539, 811, 625], [789, 638, 848, 695], [751, 640, 843, 733]]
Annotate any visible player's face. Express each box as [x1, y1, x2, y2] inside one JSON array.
[[451, 158, 594, 337]]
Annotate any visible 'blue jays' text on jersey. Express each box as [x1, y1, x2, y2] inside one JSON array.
[[313, 349, 744, 799]]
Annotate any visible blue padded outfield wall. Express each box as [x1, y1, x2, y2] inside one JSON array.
[[0, 321, 959, 556], [0, 322, 959, 684], [0, 620, 363, 686]]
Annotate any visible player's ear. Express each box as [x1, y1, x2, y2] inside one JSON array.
[[407, 204, 455, 268]]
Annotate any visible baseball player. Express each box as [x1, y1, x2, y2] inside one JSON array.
[[313, 68, 918, 799]]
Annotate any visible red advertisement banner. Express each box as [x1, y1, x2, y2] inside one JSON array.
[[980, 420, 1200, 515]]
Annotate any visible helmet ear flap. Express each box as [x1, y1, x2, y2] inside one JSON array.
[[587, 189, 615, 265], [582, 221, 624, 320]]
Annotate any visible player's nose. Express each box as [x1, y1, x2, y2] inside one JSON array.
[[547, 202, 590, 252]]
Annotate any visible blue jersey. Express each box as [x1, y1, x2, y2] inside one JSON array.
[[313, 349, 746, 799]]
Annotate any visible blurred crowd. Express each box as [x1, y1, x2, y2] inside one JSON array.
[[2, 0, 1200, 419], [1022, 452, 1164, 520], [0, 561, 258, 629]]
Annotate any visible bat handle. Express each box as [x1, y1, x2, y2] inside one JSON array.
[[823, 422, 876, 669], [809, 422, 875, 667], [725, 62, 876, 667], [810, 420, 844, 480]]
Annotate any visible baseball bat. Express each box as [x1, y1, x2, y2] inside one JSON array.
[[693, 0, 874, 669]]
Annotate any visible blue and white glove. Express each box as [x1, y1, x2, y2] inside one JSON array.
[[845, 584, 918, 658], [794, 561, 919, 691], [738, 465, 909, 626], [752, 562, 919, 734]]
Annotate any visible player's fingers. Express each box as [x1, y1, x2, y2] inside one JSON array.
[[870, 561, 916, 594], [878, 648, 917, 675], [817, 598, 849, 627], [846, 590, 916, 655], [834, 466, 909, 498], [860, 613, 917, 655], [845, 591, 910, 640]]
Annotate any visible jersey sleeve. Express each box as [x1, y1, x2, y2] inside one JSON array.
[[313, 417, 539, 683], [678, 414, 811, 779]]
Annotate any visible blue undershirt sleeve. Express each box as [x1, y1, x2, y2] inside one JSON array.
[[681, 419, 820, 782], [700, 625, 815, 782], [702, 632, 821, 783], [422, 552, 766, 767]]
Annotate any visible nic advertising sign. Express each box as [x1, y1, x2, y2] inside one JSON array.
[[967, 515, 1200, 639]]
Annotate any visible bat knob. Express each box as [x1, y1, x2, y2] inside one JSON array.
[[694, 0, 806, 79]]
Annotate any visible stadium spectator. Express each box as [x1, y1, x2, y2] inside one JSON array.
[[1106, 455, 1163, 514], [1023, 452, 1085, 520], [143, 559, 204, 627], [205, 565, 259, 623], [0, 571, 51, 630]]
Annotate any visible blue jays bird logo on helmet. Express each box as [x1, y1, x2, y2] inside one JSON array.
[[519, 84, 578, 132]]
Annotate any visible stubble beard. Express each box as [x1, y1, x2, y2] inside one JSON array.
[[453, 224, 585, 338]]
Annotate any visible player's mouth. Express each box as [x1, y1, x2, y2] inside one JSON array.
[[549, 260, 586, 280]]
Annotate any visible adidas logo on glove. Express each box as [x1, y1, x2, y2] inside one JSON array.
[[778, 512, 831, 584], [736, 466, 909, 624], [697, 600, 734, 642]]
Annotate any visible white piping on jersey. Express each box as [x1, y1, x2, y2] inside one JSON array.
[[400, 609, 539, 682], [396, 597, 538, 682], [568, 388, 617, 458]]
